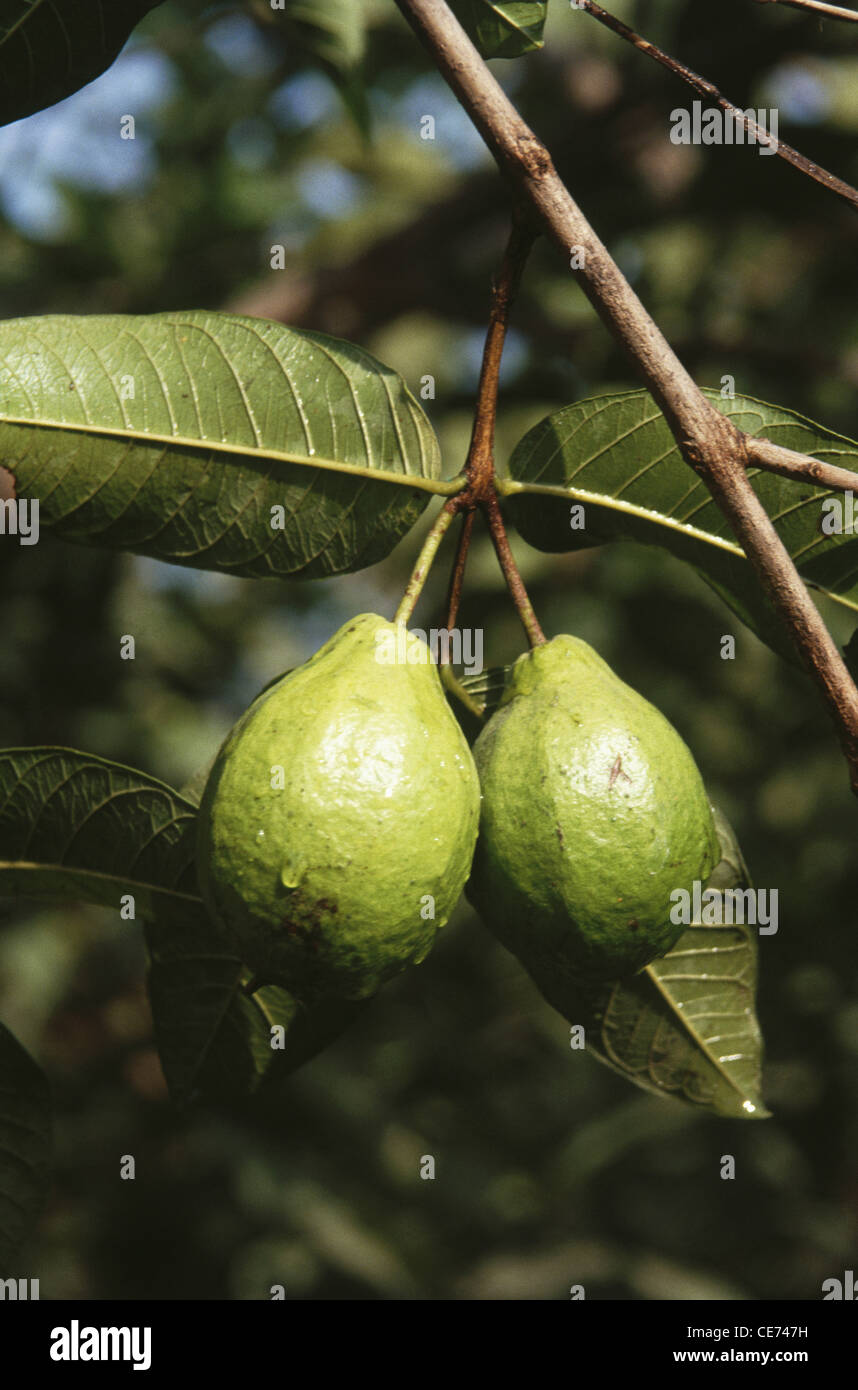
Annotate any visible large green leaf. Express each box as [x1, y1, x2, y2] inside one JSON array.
[[0, 1, 163, 128], [0, 312, 452, 579], [0, 747, 203, 928], [0, 1023, 51, 1270], [502, 390, 858, 658], [449, 1, 547, 57], [145, 917, 366, 1105], [526, 807, 768, 1119]]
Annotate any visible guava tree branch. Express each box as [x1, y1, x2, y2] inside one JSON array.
[[460, 213, 546, 648], [746, 438, 858, 491], [754, 0, 858, 20], [395, 0, 858, 792], [465, 210, 535, 498], [575, 1, 858, 214]]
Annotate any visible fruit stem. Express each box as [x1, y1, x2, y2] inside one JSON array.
[[394, 497, 460, 625], [483, 492, 546, 648], [441, 662, 486, 719], [442, 206, 547, 649], [445, 507, 475, 633], [396, 207, 547, 651]]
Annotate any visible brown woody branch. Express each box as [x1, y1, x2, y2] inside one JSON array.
[[575, 1, 858, 214], [458, 213, 546, 647], [747, 438, 858, 492], [395, 0, 858, 792], [464, 209, 535, 499]]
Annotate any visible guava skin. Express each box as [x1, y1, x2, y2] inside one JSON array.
[[466, 635, 720, 982], [196, 613, 480, 1001]]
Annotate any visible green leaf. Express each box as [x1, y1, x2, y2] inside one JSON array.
[[0, 1023, 51, 1270], [0, 747, 203, 928], [275, 0, 365, 72], [267, 0, 369, 133], [0, 312, 452, 580], [449, 1, 547, 58], [526, 807, 769, 1119], [502, 389, 858, 658], [0, 0, 163, 128], [145, 917, 365, 1105]]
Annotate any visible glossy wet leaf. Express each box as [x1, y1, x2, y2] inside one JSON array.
[[527, 808, 769, 1118], [503, 389, 858, 660], [0, 0, 163, 127], [0, 312, 449, 580], [0, 1023, 51, 1268], [0, 747, 203, 929]]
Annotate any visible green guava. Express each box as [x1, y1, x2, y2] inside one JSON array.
[[466, 634, 720, 982], [196, 613, 480, 1000]]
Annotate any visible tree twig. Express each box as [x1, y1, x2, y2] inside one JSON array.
[[464, 207, 536, 497], [574, 1, 858, 214], [746, 438, 858, 492], [753, 0, 858, 21], [395, 0, 858, 793], [456, 209, 547, 647]]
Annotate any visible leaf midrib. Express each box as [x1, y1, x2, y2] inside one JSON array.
[[0, 859, 203, 906], [0, 415, 462, 497], [641, 948, 758, 1106], [1, 0, 49, 46], [499, 477, 858, 618]]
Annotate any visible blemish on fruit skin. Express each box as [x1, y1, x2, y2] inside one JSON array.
[[609, 754, 632, 788]]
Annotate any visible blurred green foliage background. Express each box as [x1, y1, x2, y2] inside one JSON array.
[[1, 0, 857, 1299]]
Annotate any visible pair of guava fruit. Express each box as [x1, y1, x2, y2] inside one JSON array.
[[195, 612, 719, 1003]]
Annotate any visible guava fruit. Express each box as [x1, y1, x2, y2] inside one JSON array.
[[196, 613, 480, 1001], [466, 635, 720, 982]]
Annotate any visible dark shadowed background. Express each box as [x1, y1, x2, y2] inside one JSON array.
[[1, 0, 857, 1299]]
